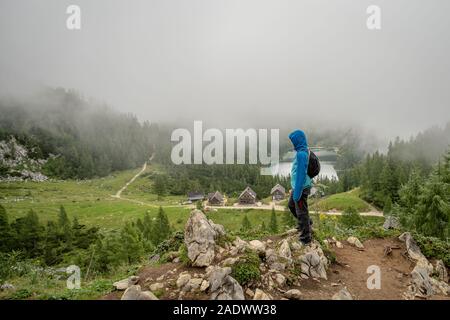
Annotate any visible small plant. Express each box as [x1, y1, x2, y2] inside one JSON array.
[[341, 206, 364, 228], [178, 243, 191, 267], [231, 250, 261, 285]]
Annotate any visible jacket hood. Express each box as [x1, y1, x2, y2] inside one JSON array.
[[289, 130, 308, 152]]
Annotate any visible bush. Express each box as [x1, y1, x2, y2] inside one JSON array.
[[341, 206, 364, 227], [231, 250, 261, 285], [413, 233, 450, 267]]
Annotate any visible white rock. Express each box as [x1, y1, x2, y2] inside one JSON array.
[[253, 288, 272, 300], [249, 240, 266, 253], [285, 289, 302, 300], [332, 287, 353, 300], [113, 276, 139, 290], [347, 236, 364, 249]]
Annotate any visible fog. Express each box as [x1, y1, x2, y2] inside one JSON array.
[[1, 0, 450, 140]]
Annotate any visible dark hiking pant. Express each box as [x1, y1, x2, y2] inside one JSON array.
[[288, 189, 312, 244]]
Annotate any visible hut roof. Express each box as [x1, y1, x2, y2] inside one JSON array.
[[238, 186, 257, 199], [270, 184, 286, 195]]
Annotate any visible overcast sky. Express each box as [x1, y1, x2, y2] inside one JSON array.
[[1, 0, 449, 139]]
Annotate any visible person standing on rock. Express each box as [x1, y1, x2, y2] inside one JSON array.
[[287, 130, 313, 245]]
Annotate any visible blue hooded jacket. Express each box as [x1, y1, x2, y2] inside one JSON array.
[[289, 130, 312, 202]]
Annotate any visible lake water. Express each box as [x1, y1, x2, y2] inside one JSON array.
[[270, 161, 338, 180]]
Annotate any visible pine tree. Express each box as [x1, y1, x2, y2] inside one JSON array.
[[260, 221, 267, 232], [142, 211, 153, 241], [11, 210, 44, 257], [120, 223, 145, 264], [0, 205, 12, 252], [383, 196, 393, 215], [153, 175, 167, 200], [269, 208, 278, 233], [151, 207, 171, 245], [241, 215, 251, 231]]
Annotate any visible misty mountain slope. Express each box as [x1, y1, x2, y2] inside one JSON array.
[[0, 88, 156, 179]]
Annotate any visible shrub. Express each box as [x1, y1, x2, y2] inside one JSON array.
[[341, 206, 364, 227], [231, 250, 261, 285], [178, 243, 191, 267], [413, 233, 450, 267]]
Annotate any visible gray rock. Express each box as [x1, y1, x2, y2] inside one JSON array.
[[399, 232, 427, 262], [332, 287, 353, 300], [383, 216, 400, 229], [299, 247, 328, 280], [121, 285, 158, 300], [200, 280, 210, 292], [0, 283, 15, 291], [435, 260, 448, 283], [113, 276, 140, 290], [208, 270, 244, 300], [207, 266, 232, 292], [410, 265, 434, 298], [184, 210, 225, 267]]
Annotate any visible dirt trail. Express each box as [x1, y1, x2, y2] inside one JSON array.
[[103, 237, 448, 300], [111, 153, 154, 200]]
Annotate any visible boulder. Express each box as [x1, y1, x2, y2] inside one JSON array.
[[207, 266, 244, 300], [113, 276, 140, 290], [121, 285, 158, 300], [332, 287, 353, 300], [284, 289, 302, 300], [184, 210, 224, 267], [347, 236, 364, 249], [298, 242, 328, 280], [383, 216, 400, 230], [253, 288, 272, 300]]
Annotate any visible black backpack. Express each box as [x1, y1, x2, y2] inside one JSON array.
[[307, 150, 320, 178]]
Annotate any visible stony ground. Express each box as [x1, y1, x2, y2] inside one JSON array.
[[103, 210, 450, 301]]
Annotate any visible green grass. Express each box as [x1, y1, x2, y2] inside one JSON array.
[[311, 189, 371, 213]]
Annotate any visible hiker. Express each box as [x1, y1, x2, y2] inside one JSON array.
[[287, 130, 318, 245]]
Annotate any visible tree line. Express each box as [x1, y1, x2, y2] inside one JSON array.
[[0, 88, 156, 179]]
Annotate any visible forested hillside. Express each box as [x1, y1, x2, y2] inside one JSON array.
[[0, 88, 156, 179]]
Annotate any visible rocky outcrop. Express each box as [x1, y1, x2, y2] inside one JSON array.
[[399, 232, 449, 299], [184, 210, 225, 267]]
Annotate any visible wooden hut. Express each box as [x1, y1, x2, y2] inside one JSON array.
[[207, 191, 224, 206], [187, 192, 204, 202], [238, 186, 257, 205], [270, 184, 286, 201]]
